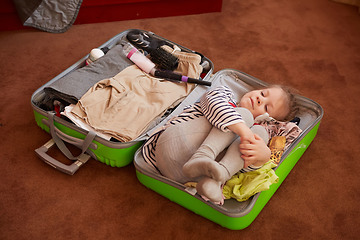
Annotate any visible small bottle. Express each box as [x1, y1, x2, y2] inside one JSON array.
[[123, 43, 156, 74], [86, 48, 105, 65]]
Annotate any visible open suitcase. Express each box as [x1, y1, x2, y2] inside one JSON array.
[[31, 29, 214, 175], [31, 29, 323, 229], [133, 69, 323, 230]]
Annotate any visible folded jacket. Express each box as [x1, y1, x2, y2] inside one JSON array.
[[71, 65, 196, 142]]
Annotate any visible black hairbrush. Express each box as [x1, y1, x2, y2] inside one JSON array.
[[154, 69, 211, 86], [126, 30, 166, 53], [150, 46, 179, 71]]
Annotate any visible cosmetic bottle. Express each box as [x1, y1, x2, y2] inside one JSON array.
[[123, 43, 156, 74], [86, 48, 105, 65]]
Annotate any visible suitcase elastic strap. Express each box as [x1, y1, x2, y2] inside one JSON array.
[[48, 112, 96, 161]]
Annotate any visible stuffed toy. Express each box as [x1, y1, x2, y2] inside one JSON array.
[[268, 136, 286, 165]]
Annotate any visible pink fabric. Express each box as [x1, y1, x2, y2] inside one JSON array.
[[259, 119, 302, 149]]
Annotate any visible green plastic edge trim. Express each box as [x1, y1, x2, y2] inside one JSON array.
[[136, 122, 321, 230], [34, 110, 143, 167]]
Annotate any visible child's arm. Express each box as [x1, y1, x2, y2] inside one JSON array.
[[227, 122, 255, 143], [228, 122, 271, 168], [199, 86, 243, 131], [239, 134, 271, 167]]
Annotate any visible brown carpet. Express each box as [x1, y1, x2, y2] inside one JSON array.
[[1, 0, 360, 239]]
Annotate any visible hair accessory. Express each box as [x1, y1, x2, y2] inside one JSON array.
[[126, 30, 167, 54], [154, 70, 211, 86], [150, 46, 179, 71]]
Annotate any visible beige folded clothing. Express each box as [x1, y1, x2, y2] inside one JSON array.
[[71, 65, 196, 142]]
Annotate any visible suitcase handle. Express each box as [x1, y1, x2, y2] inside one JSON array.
[[35, 112, 97, 175], [35, 139, 91, 175]]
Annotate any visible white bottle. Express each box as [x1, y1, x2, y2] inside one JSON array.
[[86, 48, 105, 65], [123, 43, 156, 74]]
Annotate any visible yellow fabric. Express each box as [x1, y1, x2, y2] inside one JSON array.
[[222, 162, 279, 202]]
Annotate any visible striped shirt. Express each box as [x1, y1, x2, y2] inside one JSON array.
[[141, 86, 260, 173]]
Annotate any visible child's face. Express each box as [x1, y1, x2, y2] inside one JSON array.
[[239, 87, 289, 120]]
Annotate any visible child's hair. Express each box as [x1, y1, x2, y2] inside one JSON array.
[[236, 84, 299, 122], [273, 84, 299, 122]]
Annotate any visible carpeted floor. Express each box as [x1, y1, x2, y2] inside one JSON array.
[[1, 0, 360, 239]]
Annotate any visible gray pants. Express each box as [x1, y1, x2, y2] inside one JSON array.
[[155, 111, 269, 183]]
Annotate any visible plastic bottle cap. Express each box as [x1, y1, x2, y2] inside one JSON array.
[[89, 48, 105, 61]]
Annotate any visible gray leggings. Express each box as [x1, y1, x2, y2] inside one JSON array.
[[155, 115, 269, 183]]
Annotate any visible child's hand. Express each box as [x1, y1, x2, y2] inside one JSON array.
[[239, 134, 271, 168], [238, 127, 256, 144]]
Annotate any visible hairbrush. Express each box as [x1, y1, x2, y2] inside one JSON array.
[[126, 30, 166, 53], [154, 69, 211, 86], [150, 46, 179, 71]]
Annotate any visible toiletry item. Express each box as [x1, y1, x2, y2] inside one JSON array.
[[123, 43, 156, 74], [85, 48, 108, 65]]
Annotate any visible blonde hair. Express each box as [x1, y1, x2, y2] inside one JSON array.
[[236, 84, 300, 121], [273, 85, 299, 121]]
